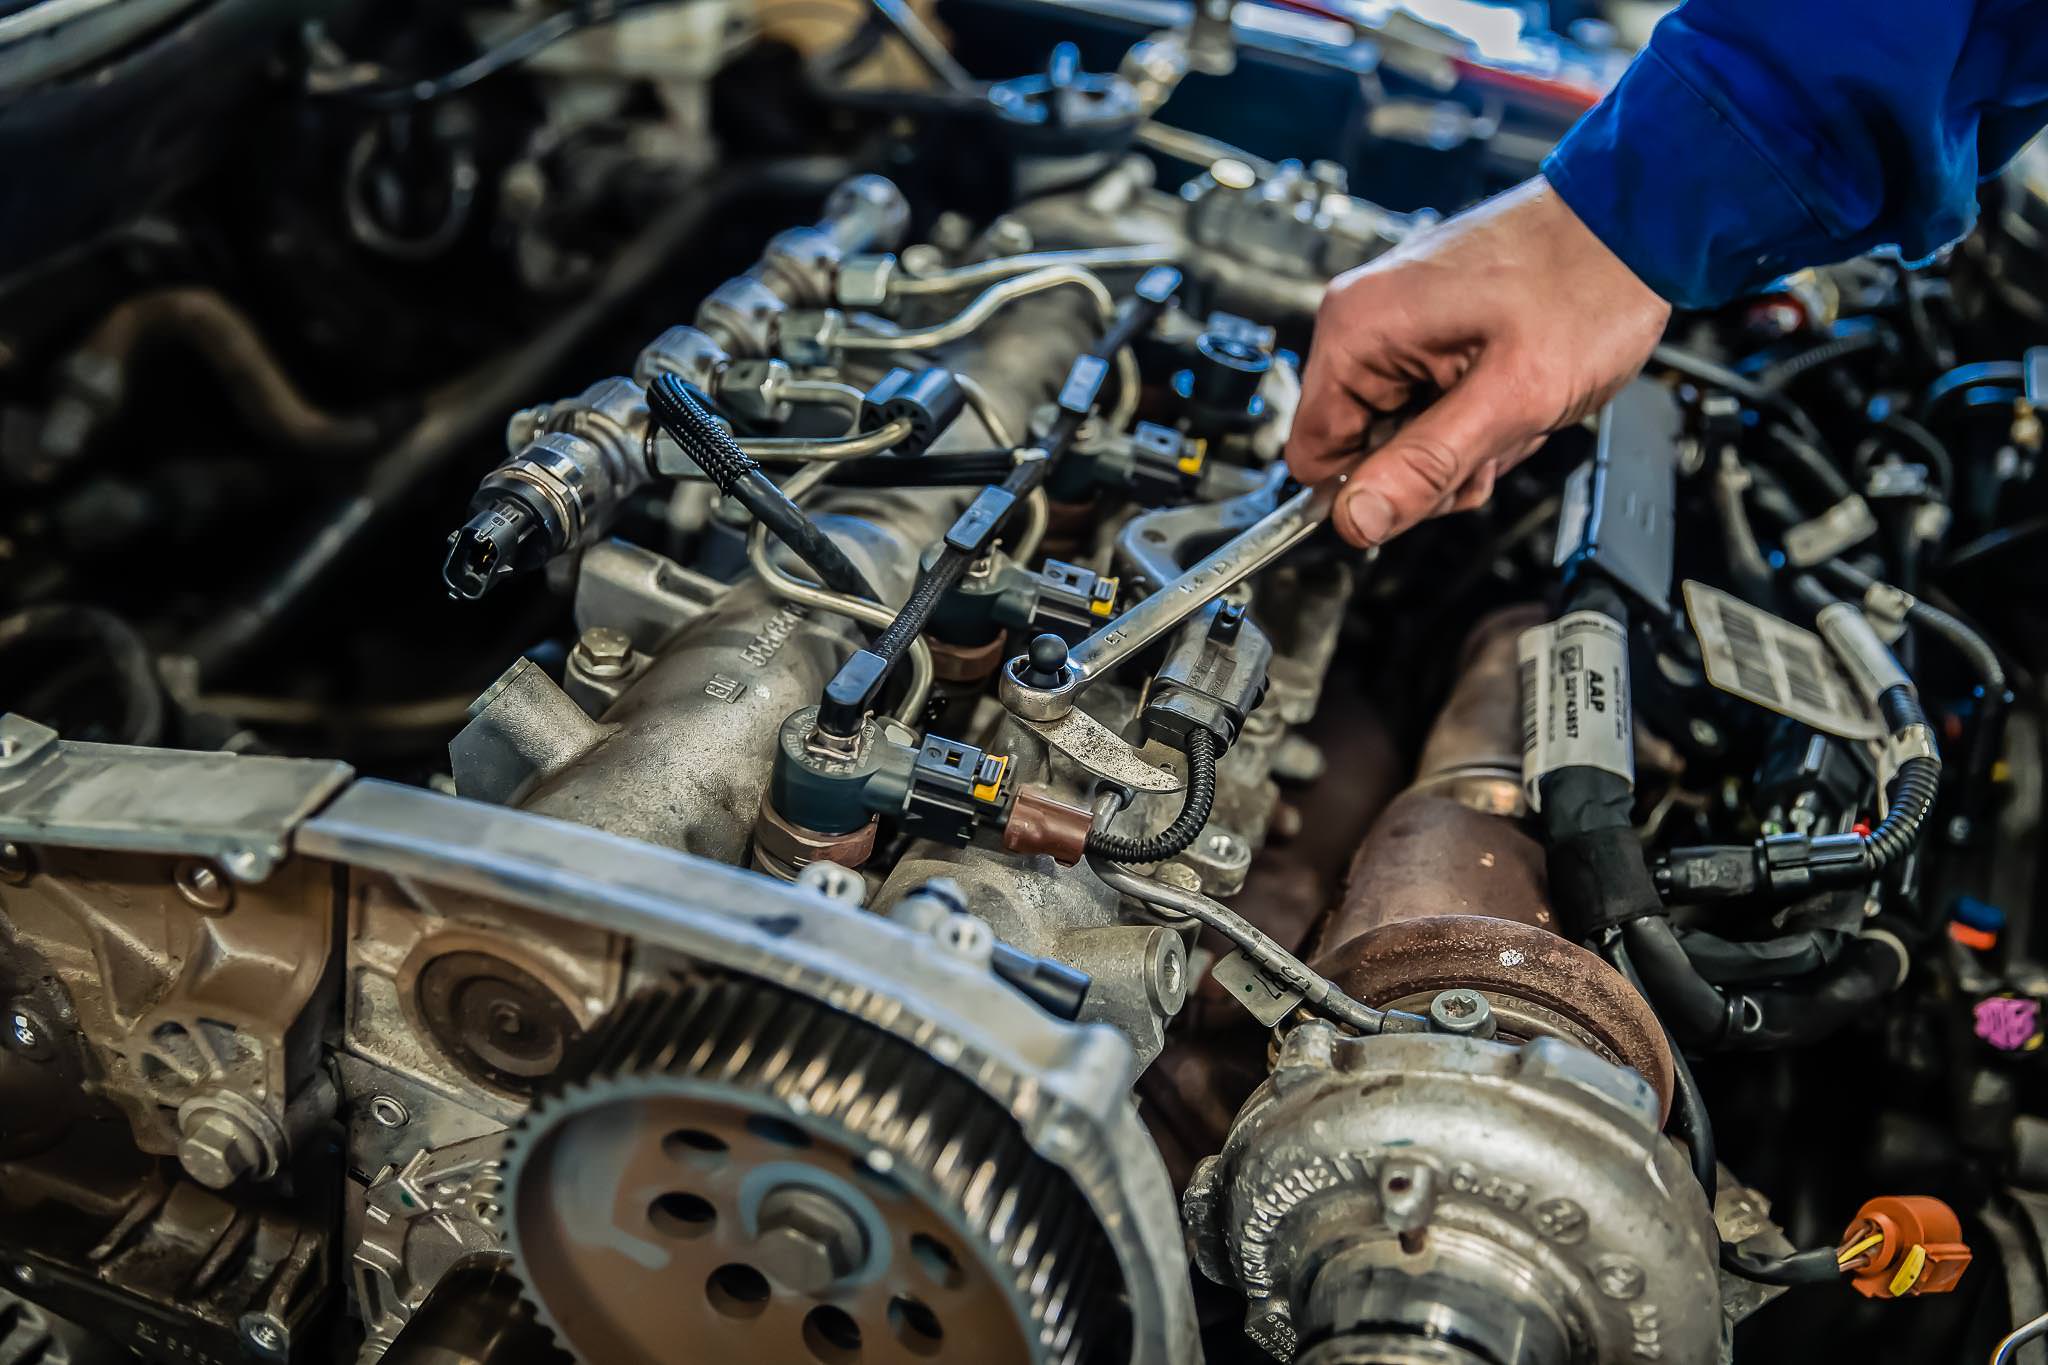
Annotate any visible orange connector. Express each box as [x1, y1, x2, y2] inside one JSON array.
[[1837, 1196, 1972, 1299]]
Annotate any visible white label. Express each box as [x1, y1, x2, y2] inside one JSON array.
[[1211, 950, 1303, 1027], [1682, 581, 1883, 740], [1517, 610, 1634, 811]]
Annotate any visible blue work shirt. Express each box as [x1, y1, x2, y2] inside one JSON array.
[[1542, 1, 2048, 308]]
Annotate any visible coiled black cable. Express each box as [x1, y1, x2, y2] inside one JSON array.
[[1831, 682, 1941, 880], [648, 374, 884, 607], [1755, 325, 1888, 391], [1084, 729, 1218, 863]]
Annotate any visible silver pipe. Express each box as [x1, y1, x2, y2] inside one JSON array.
[[890, 245, 1183, 297], [838, 266, 1118, 352], [953, 372, 1017, 447], [1091, 859, 1405, 1034], [739, 417, 912, 462], [746, 463, 935, 724], [1012, 487, 1050, 567], [868, 0, 977, 93], [1994, 1308, 2048, 1365], [1136, 121, 1277, 178], [841, 265, 1143, 435], [780, 376, 868, 414]]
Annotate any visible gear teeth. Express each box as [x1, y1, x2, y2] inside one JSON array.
[[498, 976, 1123, 1365]]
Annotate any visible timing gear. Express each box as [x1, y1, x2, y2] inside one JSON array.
[[499, 977, 1123, 1365]]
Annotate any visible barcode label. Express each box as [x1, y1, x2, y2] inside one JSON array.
[[1518, 656, 1539, 755], [1682, 580, 1883, 740], [1517, 611, 1634, 810]]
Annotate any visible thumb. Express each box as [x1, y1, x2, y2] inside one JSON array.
[[1331, 365, 1532, 547]]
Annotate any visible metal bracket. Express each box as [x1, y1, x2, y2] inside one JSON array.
[[1018, 708, 1186, 793], [0, 713, 351, 881]]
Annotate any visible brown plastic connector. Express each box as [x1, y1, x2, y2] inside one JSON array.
[[1838, 1196, 1972, 1299], [1001, 787, 1094, 866]]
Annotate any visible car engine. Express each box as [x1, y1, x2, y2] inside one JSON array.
[[3, 2, 2047, 1363]]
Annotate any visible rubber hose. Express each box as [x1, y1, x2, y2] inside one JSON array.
[[648, 373, 883, 606], [1086, 729, 1219, 863], [1756, 326, 1886, 391], [0, 605, 164, 746]]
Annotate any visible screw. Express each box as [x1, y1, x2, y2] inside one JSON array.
[[10, 1012, 35, 1050], [173, 860, 233, 913], [1947, 814, 1974, 845], [369, 1095, 410, 1128], [12, 1263, 34, 1285], [1428, 988, 1497, 1039], [1689, 718, 1721, 748]]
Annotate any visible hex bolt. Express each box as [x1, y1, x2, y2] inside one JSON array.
[[178, 1110, 266, 1189], [573, 626, 635, 680], [1427, 988, 1498, 1040], [752, 1186, 868, 1295], [12, 1263, 35, 1285]]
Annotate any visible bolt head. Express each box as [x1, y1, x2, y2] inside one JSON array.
[[576, 626, 634, 676], [753, 1186, 866, 1294], [240, 1312, 290, 1357], [10, 1014, 35, 1049], [179, 1112, 262, 1189], [174, 859, 234, 913], [1427, 988, 1497, 1039]]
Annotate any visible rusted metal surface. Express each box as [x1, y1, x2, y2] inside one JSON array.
[[1315, 913, 1674, 1114], [1307, 606, 1675, 1115], [1319, 790, 1555, 941], [928, 631, 1009, 683]]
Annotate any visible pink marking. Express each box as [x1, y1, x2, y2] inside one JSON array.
[[1975, 996, 2040, 1051]]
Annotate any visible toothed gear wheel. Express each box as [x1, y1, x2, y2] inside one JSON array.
[[498, 978, 1126, 1365]]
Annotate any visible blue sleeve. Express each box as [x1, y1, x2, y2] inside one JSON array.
[[1541, 1, 2048, 308]]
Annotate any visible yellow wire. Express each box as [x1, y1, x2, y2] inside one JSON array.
[[1837, 1231, 1886, 1266]]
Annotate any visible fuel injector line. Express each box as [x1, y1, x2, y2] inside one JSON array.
[[813, 268, 1180, 739], [647, 373, 884, 608]]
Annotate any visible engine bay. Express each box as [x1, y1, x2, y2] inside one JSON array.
[[4, 2, 2048, 1362]]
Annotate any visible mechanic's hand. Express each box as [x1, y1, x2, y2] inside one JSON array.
[[1286, 177, 1670, 548]]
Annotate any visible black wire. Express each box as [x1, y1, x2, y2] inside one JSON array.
[[0, 606, 165, 746], [1941, 516, 2048, 574], [1759, 423, 1854, 506], [1753, 325, 1887, 392], [1721, 1243, 1847, 1286], [1651, 343, 1830, 453], [1608, 927, 1852, 1289], [1084, 729, 1218, 862], [315, 0, 696, 111], [647, 374, 885, 607]]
